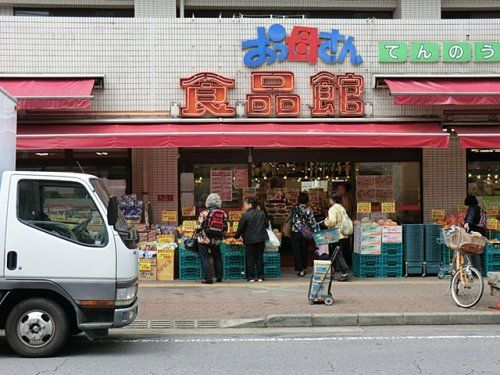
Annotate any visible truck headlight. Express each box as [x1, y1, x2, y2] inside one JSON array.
[[115, 284, 138, 306]]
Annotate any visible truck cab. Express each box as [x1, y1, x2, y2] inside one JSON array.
[[0, 171, 139, 357]]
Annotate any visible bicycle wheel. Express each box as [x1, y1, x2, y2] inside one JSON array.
[[451, 266, 484, 308]]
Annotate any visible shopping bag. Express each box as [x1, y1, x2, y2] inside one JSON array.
[[312, 228, 339, 246], [266, 228, 280, 248]]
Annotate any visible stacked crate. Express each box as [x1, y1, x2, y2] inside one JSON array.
[[424, 224, 442, 275], [381, 243, 403, 277], [263, 252, 281, 278], [352, 253, 381, 278], [221, 243, 246, 280], [482, 243, 500, 277], [178, 243, 202, 280], [403, 224, 425, 276]]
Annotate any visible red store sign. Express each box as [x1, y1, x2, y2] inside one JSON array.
[[179, 71, 364, 118]]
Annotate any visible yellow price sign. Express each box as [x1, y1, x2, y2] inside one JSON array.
[[157, 234, 174, 244], [139, 259, 152, 271], [456, 204, 468, 213], [357, 202, 372, 214], [381, 202, 396, 214], [488, 205, 499, 216], [182, 220, 197, 232], [432, 209, 445, 220], [232, 222, 239, 233], [181, 205, 196, 217], [487, 218, 498, 230], [161, 210, 178, 223]]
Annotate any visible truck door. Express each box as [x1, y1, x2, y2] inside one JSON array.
[[4, 175, 117, 302]]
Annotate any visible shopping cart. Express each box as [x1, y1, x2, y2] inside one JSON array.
[[308, 245, 340, 306]]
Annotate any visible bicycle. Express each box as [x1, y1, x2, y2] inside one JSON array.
[[441, 226, 487, 308]]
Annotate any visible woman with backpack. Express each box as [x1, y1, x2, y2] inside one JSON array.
[[325, 193, 352, 282], [289, 192, 317, 277], [196, 193, 228, 284], [235, 197, 268, 282], [464, 195, 487, 272]]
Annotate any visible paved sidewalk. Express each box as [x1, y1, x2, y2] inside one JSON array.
[[137, 277, 499, 321]]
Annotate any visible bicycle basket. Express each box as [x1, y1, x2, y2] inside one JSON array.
[[441, 228, 460, 250], [459, 232, 487, 255], [312, 228, 339, 245]]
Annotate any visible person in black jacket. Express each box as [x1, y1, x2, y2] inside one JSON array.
[[464, 195, 486, 272], [235, 197, 268, 282]]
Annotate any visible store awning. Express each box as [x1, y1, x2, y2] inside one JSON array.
[[0, 78, 96, 110], [454, 126, 500, 149], [17, 122, 448, 150], [384, 78, 500, 106]]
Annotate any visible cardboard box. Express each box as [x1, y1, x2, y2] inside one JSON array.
[[313, 260, 332, 275], [156, 249, 175, 281], [382, 226, 403, 243]]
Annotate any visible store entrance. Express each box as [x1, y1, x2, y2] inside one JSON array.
[[180, 148, 423, 268]]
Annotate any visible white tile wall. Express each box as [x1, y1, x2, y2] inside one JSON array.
[[0, 17, 499, 118], [395, 0, 441, 19], [135, 0, 175, 17]]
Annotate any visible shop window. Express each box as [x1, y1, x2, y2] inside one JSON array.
[[181, 8, 393, 19], [355, 162, 421, 224], [14, 7, 134, 17], [442, 11, 500, 19], [467, 150, 500, 213], [17, 180, 108, 247]]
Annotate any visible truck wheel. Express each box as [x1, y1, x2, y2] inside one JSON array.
[[5, 298, 70, 357]]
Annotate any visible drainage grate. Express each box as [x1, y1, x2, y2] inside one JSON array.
[[125, 320, 149, 329], [173, 320, 196, 329], [196, 320, 220, 329], [150, 320, 173, 329]]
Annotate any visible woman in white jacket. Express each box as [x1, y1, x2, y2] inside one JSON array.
[[325, 193, 351, 281]]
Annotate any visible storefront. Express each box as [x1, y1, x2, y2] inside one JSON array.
[[2, 17, 500, 279]]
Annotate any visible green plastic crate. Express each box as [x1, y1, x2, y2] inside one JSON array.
[[179, 265, 202, 280]]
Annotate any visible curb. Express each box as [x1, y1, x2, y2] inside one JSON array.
[[126, 311, 500, 330]]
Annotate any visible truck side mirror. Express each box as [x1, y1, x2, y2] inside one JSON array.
[[107, 196, 119, 226]]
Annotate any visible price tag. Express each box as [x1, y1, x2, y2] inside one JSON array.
[[487, 218, 498, 230], [232, 222, 239, 233], [488, 205, 499, 216], [139, 259, 152, 271], [182, 220, 197, 232], [381, 202, 396, 214], [229, 210, 243, 222], [157, 234, 174, 244], [161, 210, 178, 223], [357, 202, 372, 214], [432, 209, 445, 220], [181, 205, 196, 217]]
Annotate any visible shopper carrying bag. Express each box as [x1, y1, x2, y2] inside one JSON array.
[[289, 192, 317, 277], [235, 197, 268, 282], [325, 193, 352, 282], [196, 193, 228, 284]]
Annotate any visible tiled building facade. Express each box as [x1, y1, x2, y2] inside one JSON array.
[[2, 0, 499, 223]]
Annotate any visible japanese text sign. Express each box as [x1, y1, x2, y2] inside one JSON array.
[[432, 209, 445, 221], [381, 202, 396, 214], [161, 210, 178, 223], [357, 202, 372, 214], [242, 24, 363, 68], [182, 220, 197, 232]]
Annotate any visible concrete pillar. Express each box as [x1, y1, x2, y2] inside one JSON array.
[[135, 0, 176, 18], [422, 138, 467, 223], [395, 0, 441, 19]]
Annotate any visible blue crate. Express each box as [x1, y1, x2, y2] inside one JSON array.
[[424, 224, 442, 262], [220, 243, 246, 255], [178, 248, 201, 268], [223, 266, 246, 279], [264, 265, 281, 278], [263, 252, 281, 267], [381, 254, 403, 268], [405, 261, 423, 276], [381, 243, 403, 256], [380, 265, 403, 278], [488, 230, 500, 240], [222, 253, 246, 268], [353, 253, 382, 267], [353, 266, 380, 278], [403, 225, 425, 262], [179, 265, 202, 280]]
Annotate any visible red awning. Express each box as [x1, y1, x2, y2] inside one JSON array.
[[385, 78, 500, 106], [454, 126, 500, 149], [0, 79, 95, 110], [17, 122, 448, 150]]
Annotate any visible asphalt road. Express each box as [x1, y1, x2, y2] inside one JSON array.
[[1, 326, 499, 375]]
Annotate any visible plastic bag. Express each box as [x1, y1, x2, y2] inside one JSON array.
[[266, 228, 280, 248]]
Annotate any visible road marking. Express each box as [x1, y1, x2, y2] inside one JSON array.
[[97, 335, 500, 344]]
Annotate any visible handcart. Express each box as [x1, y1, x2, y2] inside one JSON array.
[[308, 246, 340, 305]]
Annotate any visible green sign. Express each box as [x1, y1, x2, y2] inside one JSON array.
[[410, 42, 439, 63], [474, 42, 500, 62], [378, 42, 407, 62], [442, 42, 471, 62]]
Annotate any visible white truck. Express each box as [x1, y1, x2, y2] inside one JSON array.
[[0, 89, 139, 357]]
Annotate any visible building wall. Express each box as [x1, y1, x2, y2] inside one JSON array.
[[422, 138, 467, 223], [131, 148, 179, 223], [135, 0, 175, 17], [395, 0, 441, 19]]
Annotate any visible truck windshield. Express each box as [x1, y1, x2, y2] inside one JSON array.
[[90, 178, 128, 231]]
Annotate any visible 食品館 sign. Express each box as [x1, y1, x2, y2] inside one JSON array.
[[178, 24, 365, 119]]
